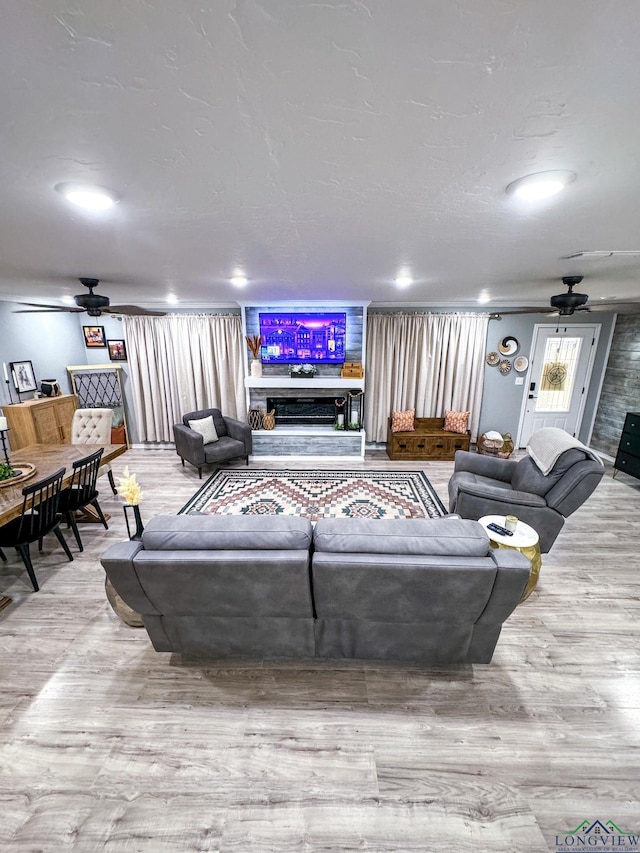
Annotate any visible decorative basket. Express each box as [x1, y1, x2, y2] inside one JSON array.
[[262, 409, 276, 430], [477, 432, 514, 458]]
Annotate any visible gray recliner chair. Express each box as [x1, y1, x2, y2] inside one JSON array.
[[448, 445, 604, 553], [173, 408, 252, 478]]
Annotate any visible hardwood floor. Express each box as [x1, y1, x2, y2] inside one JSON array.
[[1, 447, 639, 852]]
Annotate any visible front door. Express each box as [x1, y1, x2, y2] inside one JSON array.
[[517, 324, 600, 447]]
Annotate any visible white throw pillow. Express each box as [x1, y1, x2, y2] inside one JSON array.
[[188, 415, 219, 444]]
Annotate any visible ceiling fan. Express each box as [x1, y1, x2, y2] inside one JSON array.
[[492, 275, 640, 318], [13, 278, 166, 317]]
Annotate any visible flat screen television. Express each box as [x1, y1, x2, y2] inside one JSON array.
[[259, 312, 346, 364]]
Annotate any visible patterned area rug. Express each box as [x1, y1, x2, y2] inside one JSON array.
[[179, 469, 447, 521]]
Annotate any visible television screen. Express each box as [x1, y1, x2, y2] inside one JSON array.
[[259, 312, 346, 364]]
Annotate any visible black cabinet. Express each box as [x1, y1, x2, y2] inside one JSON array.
[[613, 412, 640, 480]]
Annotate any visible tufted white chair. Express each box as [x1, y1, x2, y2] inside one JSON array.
[[71, 408, 118, 495]]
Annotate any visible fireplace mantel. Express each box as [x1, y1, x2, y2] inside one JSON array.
[[245, 377, 364, 390]]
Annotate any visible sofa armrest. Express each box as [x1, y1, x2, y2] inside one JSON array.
[[101, 540, 161, 615], [454, 450, 517, 482], [173, 423, 205, 465], [476, 548, 531, 624], [224, 416, 253, 453]]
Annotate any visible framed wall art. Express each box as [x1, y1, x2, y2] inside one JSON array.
[[83, 326, 107, 348], [108, 340, 127, 362], [10, 360, 37, 393]]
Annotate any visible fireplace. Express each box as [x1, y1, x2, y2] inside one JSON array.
[[267, 396, 337, 425]]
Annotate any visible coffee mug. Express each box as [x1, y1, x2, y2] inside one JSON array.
[[505, 515, 518, 532]]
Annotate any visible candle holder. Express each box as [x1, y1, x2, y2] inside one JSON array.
[[5, 379, 13, 404], [0, 427, 10, 467]]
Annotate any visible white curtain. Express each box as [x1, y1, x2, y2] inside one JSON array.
[[123, 314, 246, 442], [365, 313, 489, 442]]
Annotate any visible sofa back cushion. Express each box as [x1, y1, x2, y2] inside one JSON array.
[[313, 517, 489, 557], [511, 449, 587, 497], [312, 553, 497, 623], [142, 515, 313, 551]]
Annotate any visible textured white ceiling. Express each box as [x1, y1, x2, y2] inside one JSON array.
[[1, 0, 640, 311]]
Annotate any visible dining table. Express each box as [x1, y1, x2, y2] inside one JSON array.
[[0, 443, 128, 526]]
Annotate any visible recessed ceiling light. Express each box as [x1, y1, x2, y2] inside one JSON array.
[[55, 182, 119, 211], [506, 170, 576, 202], [477, 292, 491, 304], [166, 293, 178, 305], [61, 295, 76, 305], [230, 271, 248, 287], [394, 271, 413, 287]]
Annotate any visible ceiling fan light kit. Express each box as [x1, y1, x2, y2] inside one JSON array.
[[550, 275, 589, 315]]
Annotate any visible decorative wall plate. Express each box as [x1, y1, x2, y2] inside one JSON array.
[[498, 336, 519, 356], [498, 359, 512, 375], [513, 355, 529, 373], [486, 351, 500, 366]]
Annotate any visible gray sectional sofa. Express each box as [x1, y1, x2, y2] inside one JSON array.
[[101, 514, 531, 664]]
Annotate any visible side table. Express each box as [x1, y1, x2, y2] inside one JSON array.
[[479, 514, 541, 602]]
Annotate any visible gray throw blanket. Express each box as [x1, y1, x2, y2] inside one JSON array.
[[527, 427, 603, 475]]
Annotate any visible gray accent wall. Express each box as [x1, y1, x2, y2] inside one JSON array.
[[0, 300, 86, 406], [590, 315, 640, 457], [1, 300, 619, 452], [478, 312, 615, 447]]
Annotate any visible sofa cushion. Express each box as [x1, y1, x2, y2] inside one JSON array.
[[188, 415, 218, 445], [313, 517, 489, 557], [142, 515, 313, 551]]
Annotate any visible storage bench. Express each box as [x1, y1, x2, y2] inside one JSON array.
[[386, 417, 471, 461]]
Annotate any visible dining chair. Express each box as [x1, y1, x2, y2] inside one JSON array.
[[71, 408, 118, 495], [0, 467, 73, 591], [60, 447, 109, 552]]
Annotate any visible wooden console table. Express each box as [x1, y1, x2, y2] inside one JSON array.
[[2, 395, 78, 451]]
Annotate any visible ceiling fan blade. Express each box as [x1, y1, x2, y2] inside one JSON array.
[[12, 302, 84, 313], [586, 301, 640, 314], [109, 304, 167, 316], [490, 307, 554, 315]]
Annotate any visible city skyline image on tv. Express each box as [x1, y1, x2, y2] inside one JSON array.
[[259, 312, 347, 364]]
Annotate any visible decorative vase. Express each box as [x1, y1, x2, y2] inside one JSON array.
[[248, 408, 263, 430], [250, 359, 263, 378], [262, 409, 276, 430], [124, 504, 145, 541]]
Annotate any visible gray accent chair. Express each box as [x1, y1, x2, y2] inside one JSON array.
[[448, 448, 604, 553], [173, 408, 252, 478], [101, 515, 529, 664], [101, 515, 315, 657], [311, 517, 530, 664]]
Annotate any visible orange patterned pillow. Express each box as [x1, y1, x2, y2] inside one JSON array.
[[391, 409, 415, 432], [444, 410, 470, 434]]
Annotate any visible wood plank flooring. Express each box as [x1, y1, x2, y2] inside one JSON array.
[[1, 448, 639, 852]]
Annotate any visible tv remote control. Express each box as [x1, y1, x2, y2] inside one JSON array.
[[486, 522, 513, 537]]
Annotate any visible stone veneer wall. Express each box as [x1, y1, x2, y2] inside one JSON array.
[[591, 314, 640, 457]]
